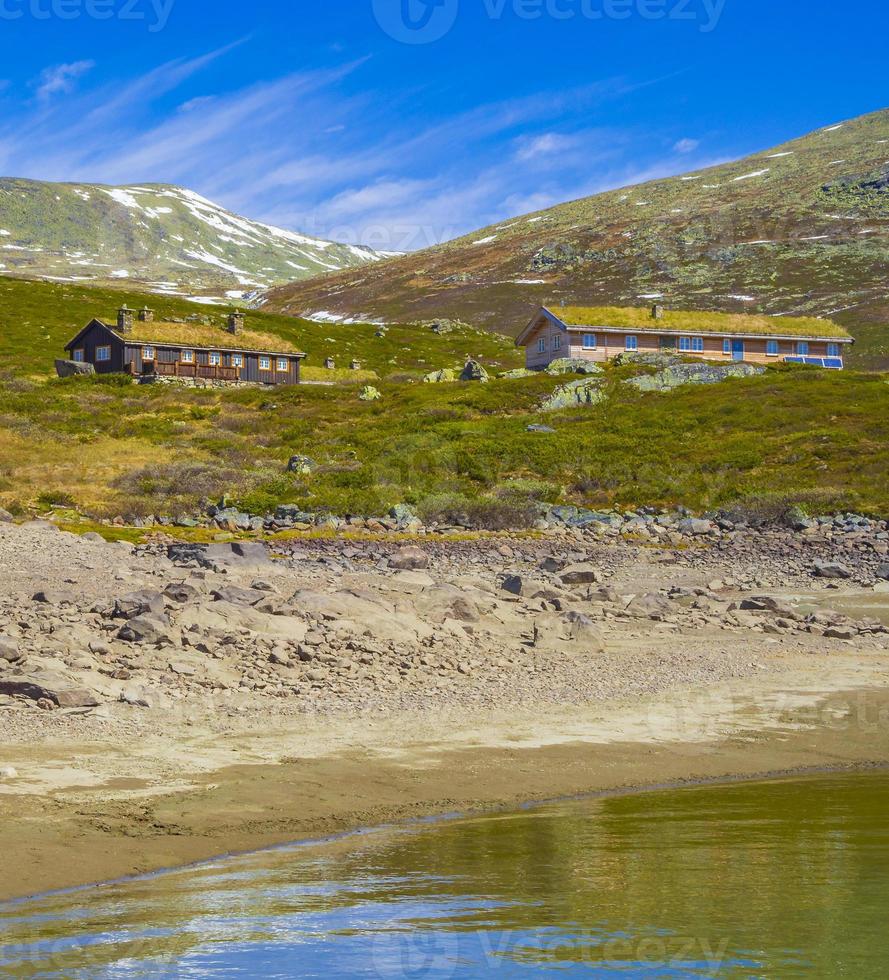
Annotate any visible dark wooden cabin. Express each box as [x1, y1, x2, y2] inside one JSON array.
[[64, 307, 305, 385]]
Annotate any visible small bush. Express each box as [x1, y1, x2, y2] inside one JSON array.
[[721, 489, 853, 526], [417, 492, 537, 530]]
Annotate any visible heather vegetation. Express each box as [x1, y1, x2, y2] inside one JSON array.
[[0, 277, 886, 526]]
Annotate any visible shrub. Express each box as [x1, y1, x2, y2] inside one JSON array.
[[416, 492, 537, 530], [720, 489, 853, 526]]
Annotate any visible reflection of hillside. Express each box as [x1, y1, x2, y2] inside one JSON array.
[[2, 774, 887, 976]]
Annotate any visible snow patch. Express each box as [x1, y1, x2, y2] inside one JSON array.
[[766, 152, 794, 158], [473, 235, 498, 245], [513, 279, 546, 285], [823, 124, 844, 132], [732, 169, 770, 182], [110, 269, 130, 278]]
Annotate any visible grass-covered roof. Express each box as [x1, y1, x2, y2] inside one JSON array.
[[551, 306, 853, 340], [106, 319, 305, 355]]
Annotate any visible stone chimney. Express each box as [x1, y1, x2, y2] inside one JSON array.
[[117, 305, 134, 333], [227, 311, 245, 335], [138, 306, 155, 323], [651, 304, 664, 321]]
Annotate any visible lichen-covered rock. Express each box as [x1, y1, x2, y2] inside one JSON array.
[[613, 351, 680, 369], [625, 362, 765, 392], [499, 368, 536, 379], [460, 360, 490, 383], [287, 455, 316, 475], [539, 377, 605, 412], [55, 359, 96, 378], [358, 385, 383, 401], [423, 368, 457, 384], [544, 358, 604, 376]]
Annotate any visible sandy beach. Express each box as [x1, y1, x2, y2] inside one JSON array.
[[2, 520, 889, 902]]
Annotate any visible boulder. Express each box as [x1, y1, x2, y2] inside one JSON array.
[[677, 518, 714, 537], [875, 563, 889, 581], [562, 611, 606, 652], [211, 586, 269, 606], [526, 424, 556, 434], [460, 360, 490, 383], [625, 593, 674, 620], [0, 636, 22, 664], [164, 582, 201, 604], [204, 541, 271, 566], [358, 385, 382, 401], [423, 368, 457, 384], [500, 575, 550, 598], [544, 358, 604, 377], [625, 362, 765, 393], [0, 671, 99, 708], [499, 368, 536, 380], [814, 560, 852, 580], [114, 591, 166, 620], [389, 546, 430, 571], [55, 359, 96, 379], [558, 563, 602, 586], [0, 508, 14, 523], [118, 615, 176, 646], [287, 455, 316, 475], [539, 377, 605, 412], [389, 504, 420, 529]]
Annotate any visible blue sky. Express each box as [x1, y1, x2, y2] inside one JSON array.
[[0, 0, 885, 250]]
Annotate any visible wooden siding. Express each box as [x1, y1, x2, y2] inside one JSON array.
[[524, 323, 845, 369], [67, 322, 126, 375]]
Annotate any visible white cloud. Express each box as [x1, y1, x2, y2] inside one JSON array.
[[34, 61, 95, 102], [515, 132, 575, 161], [2, 49, 723, 252], [673, 137, 701, 154]]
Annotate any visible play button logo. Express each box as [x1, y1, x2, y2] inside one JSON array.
[[373, 0, 460, 44]]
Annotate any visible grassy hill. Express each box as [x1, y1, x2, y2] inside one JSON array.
[[263, 108, 889, 370], [0, 279, 886, 524], [0, 179, 388, 299], [0, 278, 517, 380]]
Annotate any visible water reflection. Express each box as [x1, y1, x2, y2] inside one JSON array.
[[2, 773, 888, 977]]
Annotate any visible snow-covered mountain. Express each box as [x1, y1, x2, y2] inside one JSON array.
[[0, 179, 391, 301]]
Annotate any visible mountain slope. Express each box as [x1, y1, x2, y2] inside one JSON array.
[[263, 108, 889, 367], [0, 180, 389, 300]]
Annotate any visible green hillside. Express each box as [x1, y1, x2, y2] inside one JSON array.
[[264, 108, 889, 370], [0, 279, 886, 524]]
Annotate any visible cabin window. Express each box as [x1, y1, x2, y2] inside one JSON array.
[[625, 336, 638, 352], [827, 343, 840, 358], [767, 340, 779, 357], [277, 358, 289, 372], [259, 356, 271, 371], [796, 341, 810, 356], [72, 349, 85, 362], [553, 335, 561, 352], [209, 352, 222, 366], [537, 337, 547, 354], [232, 354, 244, 368], [96, 346, 111, 362], [582, 334, 597, 350], [692, 337, 704, 352], [142, 346, 155, 361], [679, 337, 691, 352], [181, 350, 194, 364], [723, 339, 732, 355]]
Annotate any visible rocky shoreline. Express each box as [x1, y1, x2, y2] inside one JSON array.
[[1, 516, 887, 727]]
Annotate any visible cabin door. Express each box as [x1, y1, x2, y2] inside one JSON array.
[[732, 339, 745, 361]]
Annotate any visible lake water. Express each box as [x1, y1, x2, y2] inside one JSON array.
[[2, 772, 889, 978]]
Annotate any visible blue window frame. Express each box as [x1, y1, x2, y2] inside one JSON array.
[[692, 337, 704, 352], [679, 337, 692, 352], [582, 334, 597, 350], [537, 337, 547, 353], [723, 339, 732, 355], [553, 335, 561, 351], [767, 340, 779, 356], [796, 341, 810, 356], [625, 335, 638, 352], [96, 346, 111, 362], [827, 343, 840, 358]]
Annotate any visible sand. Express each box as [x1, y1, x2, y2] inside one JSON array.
[[3, 652, 889, 903]]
